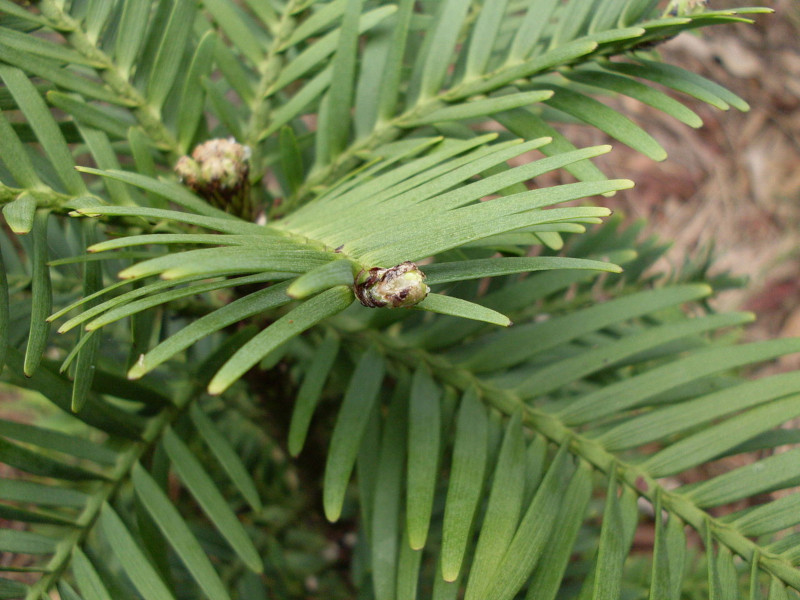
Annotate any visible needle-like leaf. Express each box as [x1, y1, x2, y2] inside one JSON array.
[[324, 348, 385, 521], [23, 211, 52, 377]]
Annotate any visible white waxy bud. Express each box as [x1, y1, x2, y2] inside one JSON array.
[[354, 261, 430, 308]]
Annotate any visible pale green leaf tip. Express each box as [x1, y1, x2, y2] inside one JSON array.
[[652, 148, 669, 162], [441, 564, 459, 583], [409, 535, 425, 551], [207, 378, 227, 396], [286, 281, 307, 299], [323, 501, 342, 523], [127, 358, 146, 381]]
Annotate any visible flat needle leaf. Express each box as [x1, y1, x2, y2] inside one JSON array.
[[208, 286, 353, 395], [23, 210, 52, 377]]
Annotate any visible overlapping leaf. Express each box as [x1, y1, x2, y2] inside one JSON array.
[[291, 220, 800, 598], [0, 2, 792, 600]]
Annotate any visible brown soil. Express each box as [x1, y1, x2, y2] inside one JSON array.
[[600, 0, 800, 344], [599, 0, 800, 533]]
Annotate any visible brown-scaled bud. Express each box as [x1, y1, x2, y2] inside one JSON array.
[[354, 262, 430, 308], [175, 138, 253, 219]]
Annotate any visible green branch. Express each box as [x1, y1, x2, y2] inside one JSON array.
[[1, 182, 87, 211], [246, 0, 308, 168], [37, 0, 180, 155], [351, 327, 800, 590], [283, 40, 615, 209], [25, 396, 195, 600]]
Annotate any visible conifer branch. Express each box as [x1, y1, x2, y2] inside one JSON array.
[[350, 326, 800, 589], [37, 0, 180, 155]]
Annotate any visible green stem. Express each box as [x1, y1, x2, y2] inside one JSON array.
[[351, 328, 800, 589], [0, 184, 73, 208], [236, 0, 312, 214], [277, 1, 491, 211], [280, 16, 674, 212], [37, 1, 180, 156], [283, 67, 531, 207], [26, 393, 197, 600], [276, 102, 433, 216], [245, 0, 308, 164]]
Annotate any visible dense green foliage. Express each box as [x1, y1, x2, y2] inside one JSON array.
[[1, 1, 799, 599]]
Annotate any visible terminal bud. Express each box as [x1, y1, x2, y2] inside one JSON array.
[[354, 262, 429, 308]]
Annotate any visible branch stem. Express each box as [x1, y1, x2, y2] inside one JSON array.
[[26, 390, 200, 600], [352, 327, 800, 589], [245, 0, 307, 164], [37, 1, 180, 155]]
